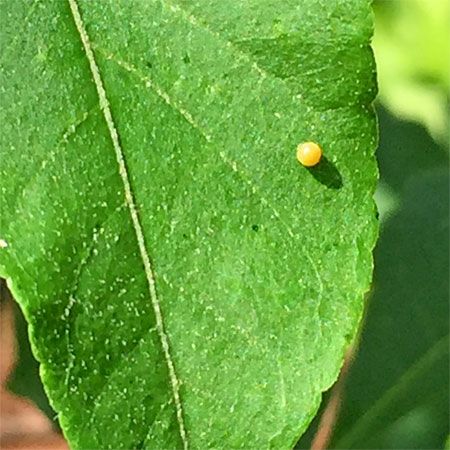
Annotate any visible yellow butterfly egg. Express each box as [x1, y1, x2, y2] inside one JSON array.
[[296, 142, 323, 167]]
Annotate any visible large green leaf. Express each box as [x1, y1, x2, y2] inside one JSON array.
[[0, 0, 377, 448]]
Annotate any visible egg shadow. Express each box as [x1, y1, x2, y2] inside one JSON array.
[[307, 157, 343, 189]]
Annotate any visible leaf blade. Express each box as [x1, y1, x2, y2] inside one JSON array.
[[0, 0, 378, 448]]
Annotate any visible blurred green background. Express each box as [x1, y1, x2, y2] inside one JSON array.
[[2, 0, 449, 448]]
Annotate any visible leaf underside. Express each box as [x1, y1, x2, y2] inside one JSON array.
[[0, 0, 378, 448]]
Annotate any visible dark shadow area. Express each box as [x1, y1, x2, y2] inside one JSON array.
[[0, 278, 56, 422], [135, 439, 146, 450], [294, 388, 333, 449], [377, 106, 448, 193], [307, 157, 343, 190], [0, 278, 8, 306]]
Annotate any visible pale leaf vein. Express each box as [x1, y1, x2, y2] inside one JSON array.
[[67, 0, 188, 447]]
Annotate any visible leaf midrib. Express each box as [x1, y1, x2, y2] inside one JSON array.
[[67, 0, 188, 447]]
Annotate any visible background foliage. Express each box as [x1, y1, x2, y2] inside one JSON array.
[[1, 0, 449, 448]]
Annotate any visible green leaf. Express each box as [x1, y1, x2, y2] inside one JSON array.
[[0, 0, 378, 448], [373, 0, 450, 143], [330, 111, 449, 449]]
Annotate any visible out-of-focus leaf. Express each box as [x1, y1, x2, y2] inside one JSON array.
[[373, 0, 450, 142], [374, 105, 448, 222], [376, 107, 448, 194]]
